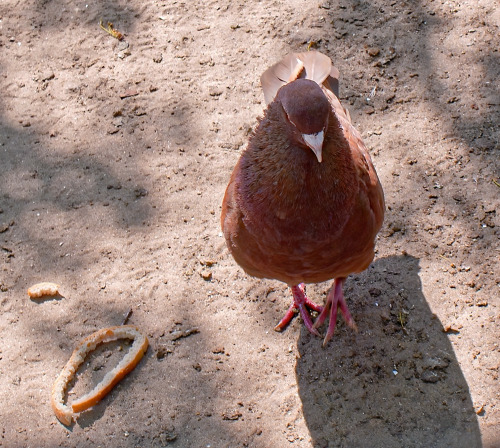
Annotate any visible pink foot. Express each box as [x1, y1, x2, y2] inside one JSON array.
[[274, 284, 323, 336], [313, 278, 357, 346]]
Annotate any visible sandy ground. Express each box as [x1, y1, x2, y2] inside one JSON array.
[[0, 0, 498, 447]]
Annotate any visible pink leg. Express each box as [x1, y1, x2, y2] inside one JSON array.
[[313, 278, 357, 346], [274, 284, 323, 336]]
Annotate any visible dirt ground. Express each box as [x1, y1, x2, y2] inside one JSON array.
[[0, 0, 498, 447]]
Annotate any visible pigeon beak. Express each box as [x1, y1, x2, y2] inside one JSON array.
[[303, 131, 324, 163]]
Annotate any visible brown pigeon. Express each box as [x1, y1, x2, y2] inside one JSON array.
[[221, 51, 384, 345]]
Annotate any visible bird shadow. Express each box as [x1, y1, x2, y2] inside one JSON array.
[[296, 254, 482, 448]]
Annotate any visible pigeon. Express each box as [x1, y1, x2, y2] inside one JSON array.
[[221, 51, 385, 345]]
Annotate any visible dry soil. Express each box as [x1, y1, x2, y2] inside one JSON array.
[[0, 0, 498, 447]]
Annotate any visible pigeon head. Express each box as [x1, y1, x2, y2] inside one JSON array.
[[277, 79, 330, 163]]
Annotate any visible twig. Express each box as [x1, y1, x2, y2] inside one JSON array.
[[122, 308, 133, 325], [99, 20, 124, 41], [438, 253, 456, 268], [398, 310, 408, 328], [171, 328, 200, 341]]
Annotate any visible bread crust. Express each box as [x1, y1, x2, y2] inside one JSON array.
[[51, 325, 148, 425], [27, 282, 60, 298]]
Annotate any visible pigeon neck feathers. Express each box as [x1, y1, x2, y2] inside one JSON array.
[[238, 93, 358, 235]]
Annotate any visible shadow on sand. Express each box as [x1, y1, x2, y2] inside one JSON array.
[[296, 254, 481, 448]]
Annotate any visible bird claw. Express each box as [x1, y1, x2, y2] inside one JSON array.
[[314, 278, 356, 346], [275, 284, 322, 337], [274, 303, 298, 332], [276, 279, 356, 344]]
